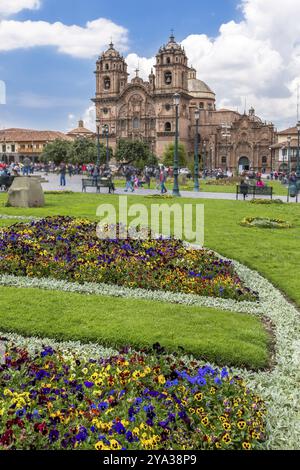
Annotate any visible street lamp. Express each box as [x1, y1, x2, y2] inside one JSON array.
[[102, 124, 110, 170], [96, 118, 101, 168], [297, 121, 300, 178], [269, 146, 273, 174], [202, 141, 207, 180], [287, 136, 291, 176], [172, 93, 181, 197], [194, 107, 200, 192]]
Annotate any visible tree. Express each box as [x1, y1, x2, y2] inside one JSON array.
[[42, 137, 113, 166], [163, 143, 187, 168], [67, 137, 110, 165], [41, 139, 72, 165], [115, 139, 157, 169]]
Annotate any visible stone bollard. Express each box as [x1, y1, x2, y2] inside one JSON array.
[[7, 176, 45, 208]]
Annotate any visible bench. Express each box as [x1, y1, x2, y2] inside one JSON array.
[[236, 184, 273, 200], [0, 175, 15, 191], [82, 177, 115, 194]]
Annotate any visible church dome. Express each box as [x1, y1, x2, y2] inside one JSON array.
[[101, 42, 122, 59], [159, 34, 185, 54], [188, 78, 215, 100]]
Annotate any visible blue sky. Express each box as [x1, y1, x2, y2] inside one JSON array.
[[0, 0, 299, 131], [0, 0, 241, 131]]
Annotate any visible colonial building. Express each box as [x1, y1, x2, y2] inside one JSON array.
[[93, 35, 275, 172], [0, 128, 72, 164], [271, 126, 299, 172]]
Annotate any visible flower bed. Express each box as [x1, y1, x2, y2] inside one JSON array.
[[240, 217, 292, 229], [0, 339, 266, 450], [0, 216, 257, 301], [249, 199, 284, 205]]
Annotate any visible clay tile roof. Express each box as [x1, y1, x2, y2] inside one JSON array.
[[277, 126, 298, 135], [0, 128, 72, 142]]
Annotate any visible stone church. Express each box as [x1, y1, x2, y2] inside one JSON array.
[[93, 35, 275, 172]]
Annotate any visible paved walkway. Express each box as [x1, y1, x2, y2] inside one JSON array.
[[39, 173, 296, 203]]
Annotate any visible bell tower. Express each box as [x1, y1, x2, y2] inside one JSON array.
[[95, 42, 128, 98], [154, 34, 189, 94], [93, 42, 129, 154]]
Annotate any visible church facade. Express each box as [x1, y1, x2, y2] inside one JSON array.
[[93, 35, 275, 173]]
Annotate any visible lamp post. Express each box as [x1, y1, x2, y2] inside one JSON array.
[[297, 121, 300, 178], [287, 136, 291, 176], [172, 93, 181, 197], [268, 146, 273, 174], [96, 118, 101, 168], [202, 141, 207, 180], [194, 107, 200, 191], [102, 124, 110, 170]]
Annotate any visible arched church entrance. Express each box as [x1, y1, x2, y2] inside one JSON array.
[[238, 156, 250, 173]]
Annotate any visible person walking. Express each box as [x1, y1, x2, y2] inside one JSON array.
[[160, 167, 168, 194], [155, 167, 160, 190], [59, 163, 67, 187], [68, 164, 73, 178], [124, 168, 134, 192], [240, 179, 249, 200], [144, 168, 151, 189], [92, 165, 100, 184]]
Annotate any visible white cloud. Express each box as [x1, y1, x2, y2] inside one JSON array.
[[124, 0, 300, 129], [179, 0, 300, 128], [0, 18, 129, 58], [82, 105, 96, 132], [3, 0, 300, 129], [0, 0, 41, 17], [126, 53, 154, 81]]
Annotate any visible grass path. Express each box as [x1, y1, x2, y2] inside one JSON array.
[[0, 286, 268, 368]]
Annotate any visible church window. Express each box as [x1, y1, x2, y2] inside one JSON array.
[[104, 77, 111, 90], [121, 120, 126, 130], [176, 57, 179, 62], [105, 64, 109, 70], [165, 104, 171, 111], [151, 119, 156, 129], [166, 57, 171, 64], [133, 117, 140, 129], [165, 122, 172, 132], [222, 157, 227, 164], [164, 71, 172, 85], [103, 108, 109, 114], [199, 102, 204, 109], [262, 156, 267, 164]]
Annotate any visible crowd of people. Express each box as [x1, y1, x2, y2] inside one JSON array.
[[1, 158, 300, 196]]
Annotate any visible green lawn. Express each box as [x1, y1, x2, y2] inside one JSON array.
[[0, 191, 298, 368], [114, 178, 288, 196], [0, 286, 268, 368], [0, 192, 299, 305]]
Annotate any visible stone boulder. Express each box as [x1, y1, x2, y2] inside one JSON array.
[[8, 177, 45, 208]]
